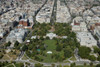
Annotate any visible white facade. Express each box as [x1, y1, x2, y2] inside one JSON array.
[[0, 31, 6, 38], [46, 33, 57, 39], [85, 16, 100, 24], [72, 26, 81, 32], [76, 32, 97, 47], [71, 16, 88, 32], [6, 29, 28, 43], [73, 16, 84, 23], [91, 6, 100, 16]]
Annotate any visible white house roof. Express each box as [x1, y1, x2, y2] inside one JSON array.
[[46, 33, 57, 39]]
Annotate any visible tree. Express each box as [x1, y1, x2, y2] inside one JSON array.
[[54, 53, 64, 61], [35, 63, 43, 67], [5, 41, 11, 47], [0, 62, 3, 67], [90, 62, 93, 67], [57, 65, 62, 67], [97, 55, 100, 61], [69, 32, 76, 38], [0, 54, 3, 59], [51, 64, 55, 67], [78, 46, 91, 59], [64, 47, 73, 58], [89, 55, 96, 61], [40, 45, 45, 50], [0, 61, 8, 67], [84, 63, 87, 66], [28, 44, 33, 50], [70, 63, 76, 67], [63, 65, 70, 67], [94, 35, 99, 40], [14, 41, 19, 47], [22, 45, 28, 51], [46, 37, 50, 40], [93, 46, 100, 53], [96, 64, 100, 67], [40, 36, 44, 41], [16, 44, 22, 50], [93, 46, 100, 55], [19, 63, 24, 67], [34, 56, 43, 62], [56, 44, 63, 51], [26, 50, 31, 57]]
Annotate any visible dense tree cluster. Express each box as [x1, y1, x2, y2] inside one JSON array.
[[14, 41, 22, 50], [96, 64, 100, 67], [0, 61, 9, 67], [54, 23, 72, 36], [26, 38, 46, 61], [32, 23, 51, 36], [0, 62, 24, 67], [78, 46, 91, 59], [78, 46, 97, 61], [35, 63, 43, 67], [4, 41, 11, 48], [0, 54, 3, 59], [93, 46, 100, 61]]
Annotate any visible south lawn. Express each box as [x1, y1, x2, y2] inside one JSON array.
[[38, 40, 57, 62]]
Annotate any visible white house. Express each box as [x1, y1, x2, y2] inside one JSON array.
[[46, 33, 57, 39]]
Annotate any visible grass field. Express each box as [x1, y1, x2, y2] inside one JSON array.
[[38, 40, 57, 62], [44, 40, 57, 51]]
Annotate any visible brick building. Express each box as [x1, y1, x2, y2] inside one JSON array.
[[19, 19, 29, 26]]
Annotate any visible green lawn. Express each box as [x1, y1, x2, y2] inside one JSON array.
[[44, 40, 57, 51], [38, 40, 57, 62]]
